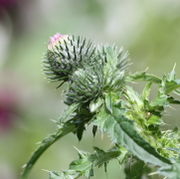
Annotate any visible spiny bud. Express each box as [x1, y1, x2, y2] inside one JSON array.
[[99, 46, 130, 90], [66, 65, 104, 105], [43, 33, 96, 85], [99, 45, 130, 72]]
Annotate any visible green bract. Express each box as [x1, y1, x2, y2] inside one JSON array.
[[22, 34, 180, 179]]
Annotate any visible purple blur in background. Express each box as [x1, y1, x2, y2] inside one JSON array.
[[0, 89, 18, 132], [0, 0, 17, 8]]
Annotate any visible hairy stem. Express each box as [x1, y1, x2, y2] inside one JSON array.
[[22, 104, 79, 178], [21, 121, 77, 178]]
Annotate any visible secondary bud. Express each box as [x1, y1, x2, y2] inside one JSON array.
[[66, 65, 104, 105]]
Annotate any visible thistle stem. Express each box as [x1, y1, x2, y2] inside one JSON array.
[[21, 121, 77, 178], [22, 103, 79, 178]]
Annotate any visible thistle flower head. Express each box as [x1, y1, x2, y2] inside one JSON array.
[[43, 34, 130, 104], [43, 34, 96, 84]]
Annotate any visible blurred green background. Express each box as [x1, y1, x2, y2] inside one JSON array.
[[0, 0, 179, 178]]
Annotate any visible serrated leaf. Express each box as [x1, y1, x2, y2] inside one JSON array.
[[53, 146, 123, 179], [124, 157, 152, 179], [127, 71, 161, 84], [94, 107, 171, 168]]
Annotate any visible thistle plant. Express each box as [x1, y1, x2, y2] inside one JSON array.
[[22, 33, 180, 179]]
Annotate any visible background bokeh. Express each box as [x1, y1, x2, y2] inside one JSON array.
[[0, 0, 179, 178]]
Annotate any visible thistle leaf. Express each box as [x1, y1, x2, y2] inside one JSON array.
[[93, 105, 171, 168], [124, 157, 152, 179], [48, 146, 123, 179], [127, 71, 161, 84]]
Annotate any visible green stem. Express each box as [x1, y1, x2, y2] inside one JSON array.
[[21, 121, 77, 178], [22, 104, 79, 178]]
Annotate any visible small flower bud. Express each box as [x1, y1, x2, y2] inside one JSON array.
[[43, 34, 97, 85]]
